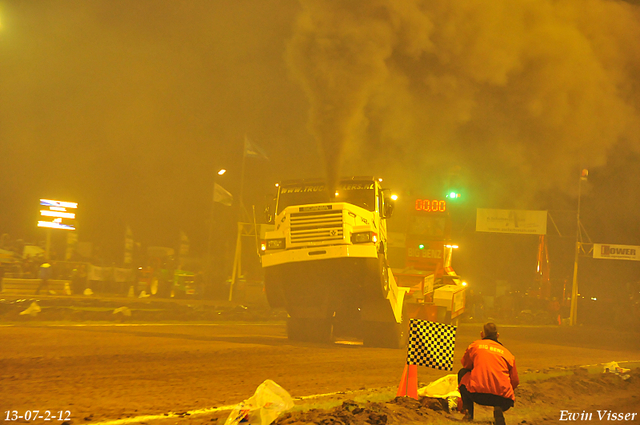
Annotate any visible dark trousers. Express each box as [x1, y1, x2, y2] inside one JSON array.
[[35, 279, 49, 295], [458, 368, 514, 419]]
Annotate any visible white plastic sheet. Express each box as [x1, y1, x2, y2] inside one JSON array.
[[417, 374, 461, 411], [224, 380, 294, 425]]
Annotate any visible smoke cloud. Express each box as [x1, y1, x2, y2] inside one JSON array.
[[286, 0, 640, 206]]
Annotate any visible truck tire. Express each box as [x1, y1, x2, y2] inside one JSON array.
[[367, 255, 390, 299], [263, 269, 286, 308], [287, 318, 333, 343], [379, 255, 390, 297]]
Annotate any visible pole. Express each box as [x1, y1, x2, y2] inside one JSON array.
[[45, 228, 52, 261], [229, 137, 249, 302], [229, 222, 242, 301], [206, 172, 217, 286], [239, 136, 248, 221], [569, 174, 583, 326], [252, 205, 261, 257], [205, 168, 217, 293]]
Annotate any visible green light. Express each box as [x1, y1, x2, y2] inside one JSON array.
[[419, 244, 425, 249]]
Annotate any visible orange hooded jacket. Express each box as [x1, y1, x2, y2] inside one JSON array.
[[460, 337, 519, 400]]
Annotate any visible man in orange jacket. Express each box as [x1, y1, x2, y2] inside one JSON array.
[[458, 323, 519, 424]]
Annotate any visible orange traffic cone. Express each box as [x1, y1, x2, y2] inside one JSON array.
[[396, 364, 418, 399]]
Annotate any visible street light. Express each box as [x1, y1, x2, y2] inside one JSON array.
[[206, 168, 227, 294]]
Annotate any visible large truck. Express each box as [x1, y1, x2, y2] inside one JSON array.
[[260, 177, 408, 347]]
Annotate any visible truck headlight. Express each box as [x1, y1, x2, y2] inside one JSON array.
[[266, 238, 286, 250], [351, 231, 377, 244]]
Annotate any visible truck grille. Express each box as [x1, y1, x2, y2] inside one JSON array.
[[289, 209, 344, 244]]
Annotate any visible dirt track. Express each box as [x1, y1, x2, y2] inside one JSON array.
[[1, 319, 639, 424]]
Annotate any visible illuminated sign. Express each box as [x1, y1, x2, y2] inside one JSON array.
[[38, 199, 77, 231], [476, 208, 547, 235], [40, 210, 76, 219], [415, 199, 446, 213], [593, 244, 640, 261]]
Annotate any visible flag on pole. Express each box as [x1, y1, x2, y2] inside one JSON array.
[[244, 136, 269, 160], [407, 319, 457, 371], [214, 183, 233, 206]]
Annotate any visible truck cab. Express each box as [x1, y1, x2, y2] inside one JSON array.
[[261, 177, 406, 346]]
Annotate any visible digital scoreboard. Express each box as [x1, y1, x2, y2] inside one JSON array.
[[414, 199, 446, 213], [38, 199, 77, 230]]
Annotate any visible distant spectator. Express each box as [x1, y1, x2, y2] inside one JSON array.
[[71, 264, 88, 295], [548, 297, 561, 326], [35, 262, 53, 295]]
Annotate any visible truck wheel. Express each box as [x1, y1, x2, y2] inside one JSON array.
[[364, 256, 390, 299], [287, 318, 333, 343], [264, 270, 286, 308], [362, 321, 406, 349], [376, 255, 390, 298]]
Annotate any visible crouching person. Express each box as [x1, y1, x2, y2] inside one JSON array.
[[458, 323, 519, 424]]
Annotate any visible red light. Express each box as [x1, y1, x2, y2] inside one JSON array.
[[415, 199, 446, 212]]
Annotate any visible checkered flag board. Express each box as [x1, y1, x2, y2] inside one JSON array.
[[407, 319, 457, 371]]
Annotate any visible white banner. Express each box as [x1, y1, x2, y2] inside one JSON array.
[[88, 265, 135, 282], [423, 274, 434, 295], [476, 209, 547, 235], [593, 244, 640, 261], [451, 288, 466, 319]]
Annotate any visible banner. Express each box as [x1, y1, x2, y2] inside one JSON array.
[[476, 208, 547, 235], [87, 265, 135, 282], [423, 274, 434, 295], [593, 244, 640, 261], [451, 288, 466, 319]]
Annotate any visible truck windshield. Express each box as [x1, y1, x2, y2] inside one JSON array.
[[277, 181, 376, 213]]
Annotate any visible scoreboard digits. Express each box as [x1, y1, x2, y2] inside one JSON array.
[[415, 199, 446, 213]]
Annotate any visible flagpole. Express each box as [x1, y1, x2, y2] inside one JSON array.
[[239, 135, 248, 221], [207, 168, 227, 298], [229, 135, 268, 301], [229, 137, 249, 301], [206, 170, 217, 296]]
